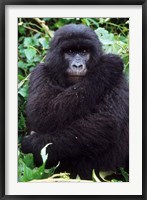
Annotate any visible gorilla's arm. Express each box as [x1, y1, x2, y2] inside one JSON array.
[[27, 54, 123, 133], [22, 111, 122, 167]]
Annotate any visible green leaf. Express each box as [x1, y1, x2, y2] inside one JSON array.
[[18, 134, 23, 144], [24, 37, 33, 47], [18, 158, 35, 182], [19, 26, 26, 35], [95, 27, 114, 45], [81, 18, 91, 26], [18, 83, 28, 98], [88, 18, 99, 27], [33, 56, 41, 62], [19, 36, 24, 42], [31, 164, 46, 180], [122, 55, 129, 65], [18, 60, 26, 69], [18, 50, 25, 59], [18, 74, 24, 81], [24, 48, 36, 60], [23, 153, 35, 169], [39, 38, 49, 49], [32, 37, 40, 46], [18, 143, 60, 182], [42, 164, 59, 179], [18, 113, 26, 130], [34, 33, 41, 38], [119, 168, 129, 182]]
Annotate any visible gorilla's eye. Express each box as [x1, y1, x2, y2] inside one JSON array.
[[67, 49, 74, 54], [80, 49, 88, 55]]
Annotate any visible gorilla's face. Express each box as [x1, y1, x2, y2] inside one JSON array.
[[46, 24, 103, 86], [64, 48, 90, 83]]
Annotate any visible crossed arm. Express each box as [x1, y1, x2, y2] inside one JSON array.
[[22, 111, 119, 167], [26, 54, 123, 133]]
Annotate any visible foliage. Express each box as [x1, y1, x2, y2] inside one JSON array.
[[18, 143, 128, 182], [92, 169, 129, 182], [18, 143, 60, 182], [18, 18, 129, 182]]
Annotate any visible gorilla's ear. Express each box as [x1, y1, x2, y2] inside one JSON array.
[[100, 53, 124, 73]]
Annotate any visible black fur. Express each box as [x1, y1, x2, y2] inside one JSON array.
[[21, 24, 129, 180]]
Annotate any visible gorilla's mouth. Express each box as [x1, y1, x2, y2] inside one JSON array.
[[69, 74, 85, 77], [66, 69, 87, 77]]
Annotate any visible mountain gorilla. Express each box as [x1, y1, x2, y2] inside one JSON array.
[[21, 24, 129, 180]]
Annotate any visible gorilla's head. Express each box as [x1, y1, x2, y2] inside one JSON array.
[[45, 24, 103, 85]]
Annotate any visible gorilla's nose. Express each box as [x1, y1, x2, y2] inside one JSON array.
[[72, 63, 83, 68]]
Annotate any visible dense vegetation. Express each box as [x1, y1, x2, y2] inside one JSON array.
[[18, 18, 129, 182]]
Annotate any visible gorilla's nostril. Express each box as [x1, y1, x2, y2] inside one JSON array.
[[72, 64, 83, 68], [72, 64, 77, 68], [78, 65, 83, 68]]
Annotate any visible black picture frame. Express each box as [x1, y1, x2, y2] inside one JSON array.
[[0, 0, 146, 199]]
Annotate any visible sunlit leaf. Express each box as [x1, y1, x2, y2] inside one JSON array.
[[99, 171, 115, 182], [92, 170, 101, 182], [40, 143, 52, 163], [24, 48, 36, 60]]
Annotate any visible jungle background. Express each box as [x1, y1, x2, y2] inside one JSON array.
[[18, 18, 129, 182]]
